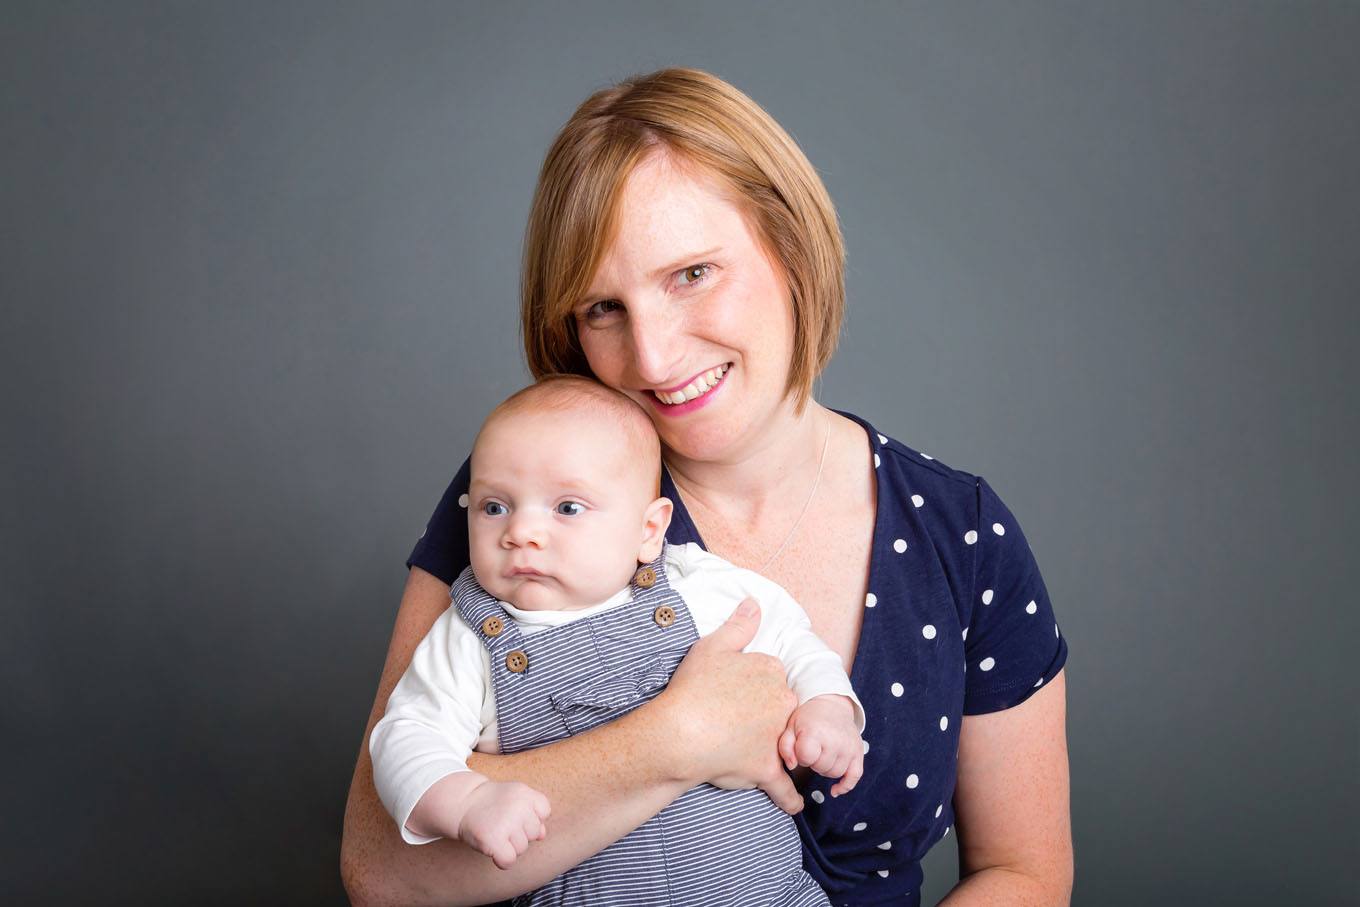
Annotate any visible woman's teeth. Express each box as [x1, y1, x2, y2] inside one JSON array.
[[655, 364, 730, 405]]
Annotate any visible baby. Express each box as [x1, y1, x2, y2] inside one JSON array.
[[370, 376, 864, 905]]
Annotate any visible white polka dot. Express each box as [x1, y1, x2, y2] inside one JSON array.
[[943, 826, 950, 838], [961, 627, 968, 641], [457, 493, 469, 508], [922, 624, 937, 640], [979, 657, 996, 672], [992, 522, 1005, 536], [862, 739, 870, 754], [911, 494, 924, 508], [964, 530, 978, 545], [893, 538, 907, 553], [877, 840, 892, 850], [935, 804, 943, 818], [810, 790, 825, 804], [877, 869, 890, 878], [877, 433, 888, 445], [1034, 678, 1044, 688], [922, 453, 934, 460], [981, 589, 994, 605], [853, 821, 868, 832], [906, 773, 919, 789], [865, 592, 877, 608], [939, 716, 948, 731], [1026, 600, 1038, 615], [891, 682, 904, 697], [1055, 623, 1060, 638], [873, 453, 881, 468], [419, 528, 426, 539]]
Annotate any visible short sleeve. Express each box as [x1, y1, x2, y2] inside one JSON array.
[[962, 476, 1067, 714], [406, 458, 471, 585]]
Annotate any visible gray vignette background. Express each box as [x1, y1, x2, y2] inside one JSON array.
[[3, 2, 1356, 904]]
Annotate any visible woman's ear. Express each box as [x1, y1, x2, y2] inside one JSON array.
[[637, 496, 674, 563]]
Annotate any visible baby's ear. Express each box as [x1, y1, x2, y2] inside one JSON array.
[[637, 496, 673, 563]]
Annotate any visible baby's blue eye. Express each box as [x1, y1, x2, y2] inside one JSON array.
[[556, 501, 585, 516], [483, 501, 507, 516]]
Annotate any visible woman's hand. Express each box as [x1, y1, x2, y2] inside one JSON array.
[[653, 597, 804, 815]]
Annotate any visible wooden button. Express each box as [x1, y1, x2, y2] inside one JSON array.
[[480, 616, 504, 637], [653, 605, 676, 628], [634, 566, 657, 589], [505, 650, 528, 673]]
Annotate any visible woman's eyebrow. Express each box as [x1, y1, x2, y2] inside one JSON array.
[[647, 247, 722, 282], [584, 247, 724, 300]]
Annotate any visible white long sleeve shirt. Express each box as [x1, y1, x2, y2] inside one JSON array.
[[370, 542, 864, 844]]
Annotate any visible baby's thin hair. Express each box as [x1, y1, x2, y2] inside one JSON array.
[[483, 375, 662, 492]]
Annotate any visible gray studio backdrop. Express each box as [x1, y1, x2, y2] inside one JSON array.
[[3, 2, 1356, 904]]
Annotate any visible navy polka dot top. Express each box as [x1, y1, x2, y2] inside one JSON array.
[[407, 411, 1067, 906]]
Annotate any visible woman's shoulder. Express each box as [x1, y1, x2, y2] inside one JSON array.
[[407, 457, 473, 585], [840, 410, 1036, 580], [837, 409, 984, 515]]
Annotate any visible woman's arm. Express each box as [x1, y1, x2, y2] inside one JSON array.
[[940, 670, 1073, 906], [340, 570, 801, 906]]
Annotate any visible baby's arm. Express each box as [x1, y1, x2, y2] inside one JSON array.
[[680, 546, 866, 794], [407, 771, 550, 870], [734, 580, 865, 794], [369, 605, 551, 867], [778, 694, 864, 796]]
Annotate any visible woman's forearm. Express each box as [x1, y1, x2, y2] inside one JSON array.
[[340, 570, 798, 905], [343, 702, 692, 906], [341, 567, 696, 904]]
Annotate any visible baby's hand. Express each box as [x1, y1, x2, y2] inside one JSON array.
[[777, 694, 864, 797], [458, 780, 552, 869]]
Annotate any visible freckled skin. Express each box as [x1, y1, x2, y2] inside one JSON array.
[[577, 152, 799, 466]]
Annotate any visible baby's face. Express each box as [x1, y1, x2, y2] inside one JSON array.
[[467, 407, 666, 611]]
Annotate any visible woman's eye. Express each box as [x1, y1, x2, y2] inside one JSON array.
[[582, 299, 622, 321], [483, 501, 507, 516], [556, 501, 585, 516], [677, 264, 709, 286]]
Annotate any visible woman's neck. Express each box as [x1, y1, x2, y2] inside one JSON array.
[[663, 399, 830, 529]]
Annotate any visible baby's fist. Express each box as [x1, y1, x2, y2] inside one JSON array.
[[778, 694, 864, 797], [458, 781, 551, 869]]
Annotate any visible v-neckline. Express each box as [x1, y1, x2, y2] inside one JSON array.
[[659, 410, 887, 691]]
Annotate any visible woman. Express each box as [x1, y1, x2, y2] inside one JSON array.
[[342, 68, 1071, 906]]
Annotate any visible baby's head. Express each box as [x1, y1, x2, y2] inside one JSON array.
[[467, 375, 673, 611]]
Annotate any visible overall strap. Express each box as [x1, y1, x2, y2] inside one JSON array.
[[449, 565, 526, 659]]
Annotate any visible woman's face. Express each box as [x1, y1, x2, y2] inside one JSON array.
[[574, 151, 797, 462]]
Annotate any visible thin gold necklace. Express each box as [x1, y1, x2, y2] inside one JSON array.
[[757, 413, 832, 574]]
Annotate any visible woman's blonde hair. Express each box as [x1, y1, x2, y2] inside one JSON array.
[[521, 67, 845, 405]]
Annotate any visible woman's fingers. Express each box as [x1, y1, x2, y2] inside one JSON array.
[[778, 726, 798, 770], [660, 598, 799, 791], [698, 597, 762, 652], [759, 761, 805, 815]]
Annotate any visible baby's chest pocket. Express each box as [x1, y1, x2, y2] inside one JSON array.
[[548, 651, 686, 735]]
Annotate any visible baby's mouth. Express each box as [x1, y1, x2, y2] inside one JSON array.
[[652, 364, 730, 406]]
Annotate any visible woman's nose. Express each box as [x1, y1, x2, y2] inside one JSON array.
[[628, 306, 684, 385]]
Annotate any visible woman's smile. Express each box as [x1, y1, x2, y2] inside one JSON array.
[[648, 363, 732, 411]]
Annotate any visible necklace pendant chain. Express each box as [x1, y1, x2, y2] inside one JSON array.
[[757, 414, 831, 574]]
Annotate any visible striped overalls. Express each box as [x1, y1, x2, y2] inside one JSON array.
[[453, 543, 830, 907]]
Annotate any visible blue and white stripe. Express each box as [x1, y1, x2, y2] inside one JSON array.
[[454, 543, 829, 907]]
